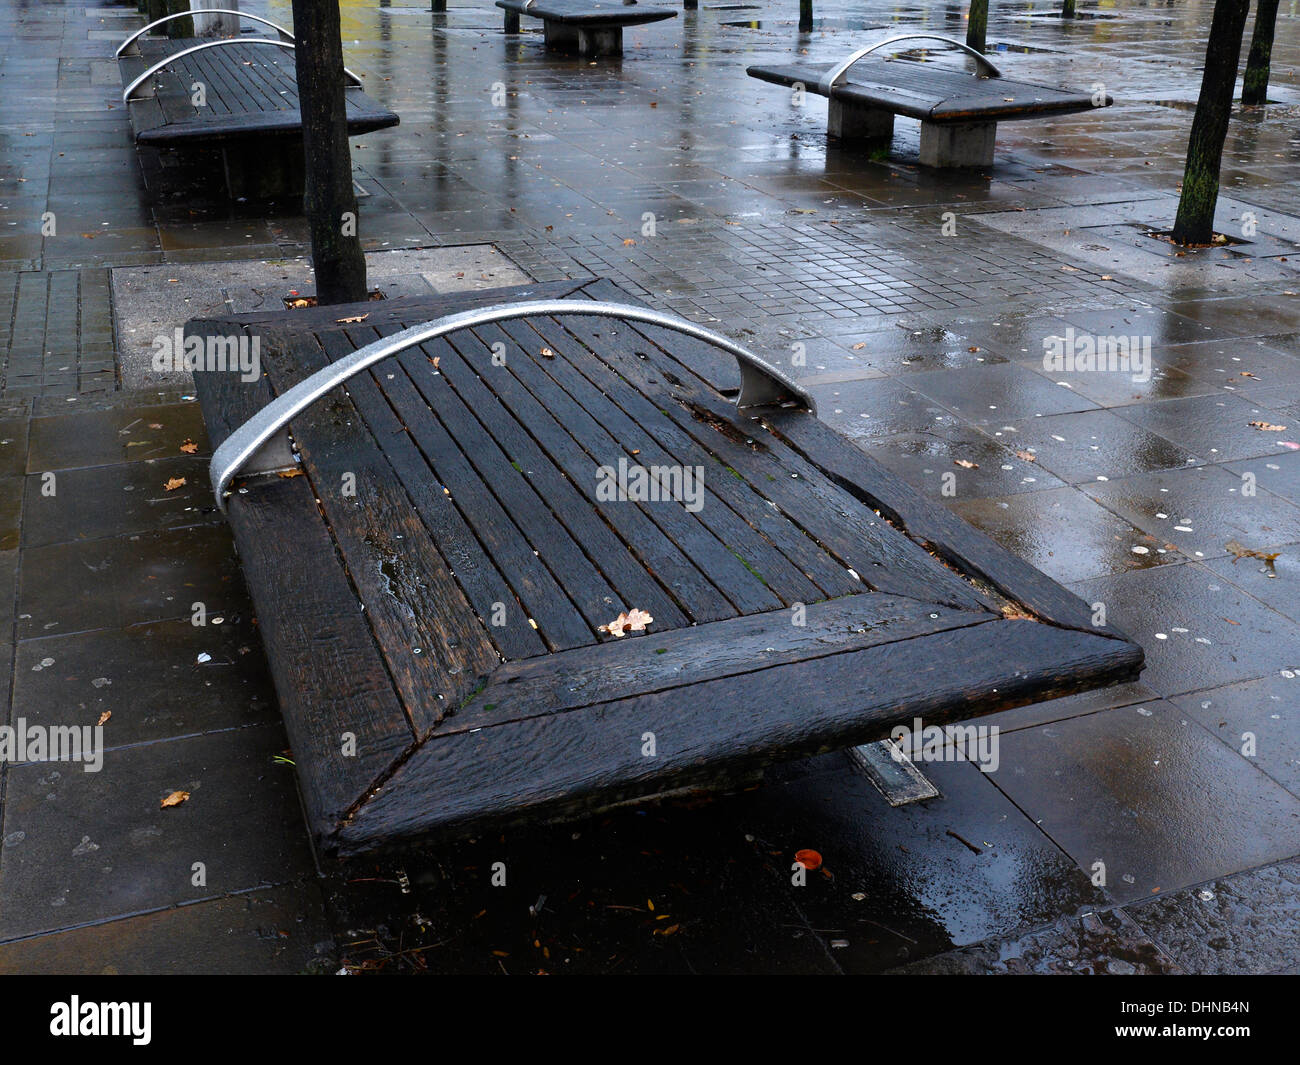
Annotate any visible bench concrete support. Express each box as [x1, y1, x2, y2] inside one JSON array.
[[222, 138, 305, 199], [544, 20, 622, 56], [919, 120, 997, 167], [503, 9, 521, 32], [827, 98, 894, 142]]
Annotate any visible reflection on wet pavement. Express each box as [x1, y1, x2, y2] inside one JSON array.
[[0, 0, 1298, 974]]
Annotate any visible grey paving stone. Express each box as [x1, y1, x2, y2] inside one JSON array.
[[1124, 858, 1300, 975], [0, 883, 336, 975], [1071, 561, 1300, 696], [992, 702, 1300, 905], [0, 724, 313, 940]]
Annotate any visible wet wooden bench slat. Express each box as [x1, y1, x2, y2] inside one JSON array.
[[397, 334, 692, 630]]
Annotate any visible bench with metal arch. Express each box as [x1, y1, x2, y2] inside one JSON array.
[[497, 0, 677, 57], [189, 280, 1142, 854], [747, 33, 1112, 167], [116, 10, 399, 199]]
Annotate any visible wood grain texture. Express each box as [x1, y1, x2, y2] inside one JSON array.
[[339, 619, 1143, 852]]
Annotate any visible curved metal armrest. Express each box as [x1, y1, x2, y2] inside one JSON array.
[[209, 299, 815, 512], [116, 10, 294, 56], [123, 38, 364, 103], [817, 33, 1001, 93]]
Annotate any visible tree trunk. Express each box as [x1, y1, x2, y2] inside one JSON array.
[[1062, 0, 1076, 18], [1171, 0, 1250, 246], [798, 0, 813, 32], [1242, 0, 1280, 104], [967, 0, 988, 54], [291, 0, 368, 305]]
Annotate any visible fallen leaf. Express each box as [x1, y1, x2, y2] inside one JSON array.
[[954, 458, 978, 469], [539, 347, 554, 359], [851, 342, 866, 350], [97, 711, 111, 726], [163, 477, 186, 491], [622, 238, 636, 246], [179, 439, 198, 454], [335, 313, 369, 324], [160, 790, 190, 809], [1249, 421, 1286, 431], [1226, 539, 1280, 564], [1015, 450, 1037, 463], [601, 608, 654, 637], [277, 468, 304, 479], [795, 848, 822, 871]]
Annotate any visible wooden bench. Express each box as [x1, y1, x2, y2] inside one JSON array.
[[497, 0, 677, 57], [116, 11, 399, 198], [189, 278, 1142, 856], [748, 33, 1111, 167]]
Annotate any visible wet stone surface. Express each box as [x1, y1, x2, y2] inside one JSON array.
[[0, 0, 1298, 973]]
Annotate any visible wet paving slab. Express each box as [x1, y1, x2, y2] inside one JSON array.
[[1124, 857, 1300, 975], [1071, 561, 1300, 697], [1171, 674, 1300, 800], [0, 881, 335, 975], [991, 702, 1300, 906], [887, 906, 1181, 975], [0, 724, 310, 941], [2, 0, 1299, 974], [952, 485, 1182, 585]]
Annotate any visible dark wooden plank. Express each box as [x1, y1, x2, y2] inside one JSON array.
[[369, 324, 632, 640], [314, 330, 549, 663], [764, 409, 1132, 638], [515, 313, 832, 607], [445, 592, 988, 734], [396, 334, 691, 631], [331, 326, 598, 652], [336, 619, 1143, 851], [549, 311, 995, 614], [224, 475, 415, 841], [548, 310, 862, 602], [258, 324, 503, 730], [188, 319, 276, 452], [437, 322, 738, 623], [492, 318, 784, 616]]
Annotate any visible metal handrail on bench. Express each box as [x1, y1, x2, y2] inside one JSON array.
[[208, 300, 816, 512], [116, 10, 294, 56], [817, 33, 1002, 94], [122, 38, 365, 103]]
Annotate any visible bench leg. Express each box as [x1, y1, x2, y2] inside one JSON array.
[[544, 21, 622, 56], [577, 26, 622, 56], [827, 99, 894, 143], [222, 139, 306, 200], [503, 10, 521, 33], [431, 0, 446, 11], [919, 120, 997, 168]]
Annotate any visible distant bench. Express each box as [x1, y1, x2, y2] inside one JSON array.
[[748, 33, 1111, 167], [116, 11, 399, 198], [497, 0, 676, 57]]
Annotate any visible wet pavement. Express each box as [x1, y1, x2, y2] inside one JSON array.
[[1, 0, 1299, 973]]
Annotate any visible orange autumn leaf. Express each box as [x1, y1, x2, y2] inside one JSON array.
[[600, 608, 654, 637], [163, 477, 186, 491], [160, 790, 190, 809], [179, 439, 199, 454], [97, 711, 111, 726], [794, 848, 822, 871]]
